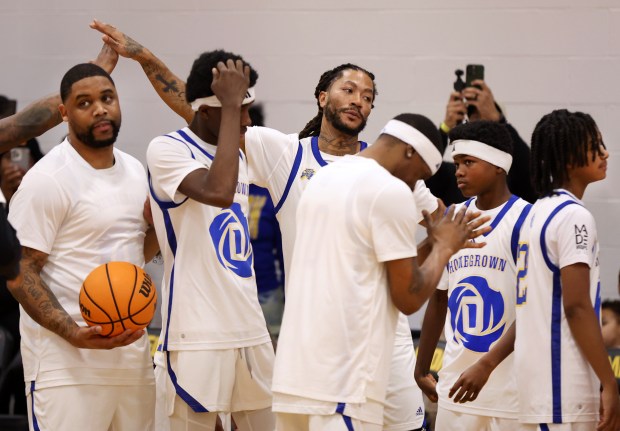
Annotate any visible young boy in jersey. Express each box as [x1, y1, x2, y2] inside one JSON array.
[[461, 110, 619, 430], [147, 52, 276, 431], [514, 109, 620, 430], [414, 120, 530, 431]]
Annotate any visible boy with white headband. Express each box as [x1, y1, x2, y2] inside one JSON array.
[[272, 113, 490, 431], [414, 120, 531, 431], [146, 51, 275, 430]]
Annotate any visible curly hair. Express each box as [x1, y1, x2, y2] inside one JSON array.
[[449, 120, 513, 155], [186, 50, 258, 103]]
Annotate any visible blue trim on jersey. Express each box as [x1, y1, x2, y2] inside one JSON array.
[[359, 141, 368, 151], [465, 195, 520, 238], [176, 129, 243, 161], [336, 402, 346, 414], [539, 198, 580, 424], [166, 352, 209, 413], [540, 425, 550, 431], [595, 280, 602, 320], [273, 142, 303, 214], [30, 381, 40, 431], [511, 203, 532, 263], [311, 136, 328, 167]]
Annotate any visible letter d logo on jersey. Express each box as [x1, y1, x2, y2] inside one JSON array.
[[448, 275, 506, 352], [209, 203, 253, 278]]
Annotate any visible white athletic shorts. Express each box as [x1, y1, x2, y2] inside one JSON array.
[[275, 412, 382, 431], [26, 381, 155, 431], [384, 341, 425, 430], [435, 406, 519, 431], [157, 343, 274, 428], [518, 423, 598, 431]]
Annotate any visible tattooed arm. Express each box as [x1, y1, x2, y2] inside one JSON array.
[[7, 247, 144, 349], [91, 19, 194, 124], [0, 43, 118, 154]]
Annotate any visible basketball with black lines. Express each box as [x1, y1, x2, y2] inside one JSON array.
[[79, 262, 157, 337]]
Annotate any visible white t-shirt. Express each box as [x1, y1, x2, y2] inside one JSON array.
[[515, 189, 600, 424], [8, 139, 154, 389], [147, 127, 270, 351], [272, 155, 419, 424], [437, 195, 531, 418]]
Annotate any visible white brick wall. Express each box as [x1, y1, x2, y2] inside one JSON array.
[[2, 0, 619, 298]]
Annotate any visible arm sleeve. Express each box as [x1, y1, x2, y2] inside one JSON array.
[[146, 137, 206, 203], [548, 205, 597, 269], [371, 182, 419, 263], [8, 171, 67, 254], [412, 180, 439, 223], [244, 126, 297, 188]]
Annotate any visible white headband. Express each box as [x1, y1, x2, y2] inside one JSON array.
[[381, 119, 443, 175], [190, 87, 256, 111], [451, 139, 513, 172]]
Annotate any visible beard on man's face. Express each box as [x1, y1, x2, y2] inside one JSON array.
[[75, 120, 121, 149], [323, 101, 367, 137]]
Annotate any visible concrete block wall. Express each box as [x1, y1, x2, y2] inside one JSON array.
[[2, 0, 619, 299]]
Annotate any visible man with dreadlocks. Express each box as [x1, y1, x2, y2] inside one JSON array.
[[91, 20, 439, 431]]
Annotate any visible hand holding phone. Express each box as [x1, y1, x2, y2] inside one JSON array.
[[465, 65, 484, 89]]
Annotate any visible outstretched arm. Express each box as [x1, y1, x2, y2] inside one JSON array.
[[7, 247, 144, 349], [90, 19, 194, 124], [0, 43, 118, 154]]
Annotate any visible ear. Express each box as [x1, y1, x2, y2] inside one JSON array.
[[198, 106, 209, 119], [58, 104, 69, 122], [318, 91, 328, 109], [405, 146, 414, 159]]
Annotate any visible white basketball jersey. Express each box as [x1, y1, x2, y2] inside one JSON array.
[[515, 189, 601, 424], [437, 195, 531, 418], [147, 128, 270, 351]]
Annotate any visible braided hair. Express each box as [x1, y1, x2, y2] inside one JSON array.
[[531, 109, 603, 196], [299, 64, 377, 139]]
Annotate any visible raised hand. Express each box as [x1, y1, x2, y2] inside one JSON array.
[[211, 59, 251, 108], [462, 80, 501, 122], [91, 42, 119, 74], [90, 19, 145, 60], [423, 205, 491, 255], [443, 91, 467, 129]]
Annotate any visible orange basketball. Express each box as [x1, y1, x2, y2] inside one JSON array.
[[79, 261, 157, 337]]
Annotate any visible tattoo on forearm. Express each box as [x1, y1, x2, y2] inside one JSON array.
[[16, 249, 75, 339], [125, 37, 144, 57], [155, 74, 180, 93]]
